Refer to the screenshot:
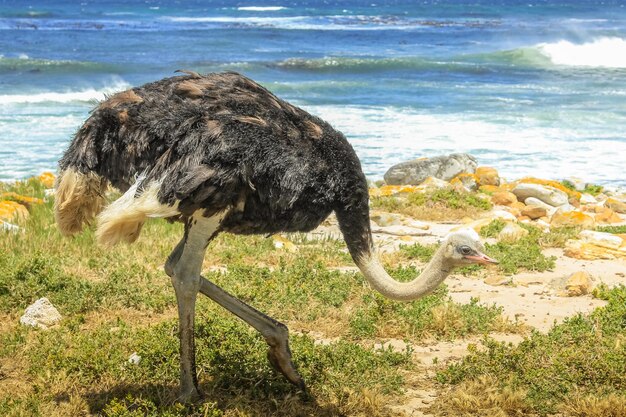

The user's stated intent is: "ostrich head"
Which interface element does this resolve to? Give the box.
[441,229,498,267]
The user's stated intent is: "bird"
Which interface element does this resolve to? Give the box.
[54,71,497,402]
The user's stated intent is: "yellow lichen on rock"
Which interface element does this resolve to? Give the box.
[564,231,626,260]
[550,210,595,229]
[606,197,626,214]
[517,177,581,200]
[37,172,56,188]
[594,207,623,224]
[0,192,44,207]
[272,235,298,252]
[0,200,29,222]
[475,166,500,186]
[565,271,594,296]
[369,184,422,197]
[491,191,517,206]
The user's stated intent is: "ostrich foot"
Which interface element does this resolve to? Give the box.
[176,385,203,403]
[266,336,306,391]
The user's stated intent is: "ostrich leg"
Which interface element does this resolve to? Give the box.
[165,213,304,400]
[165,213,227,402]
[197,276,305,389]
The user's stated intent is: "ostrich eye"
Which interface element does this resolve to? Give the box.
[458,245,472,255]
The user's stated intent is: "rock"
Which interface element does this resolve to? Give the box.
[491,191,517,206]
[37,172,56,188]
[595,207,623,224]
[518,177,581,200]
[20,297,62,329]
[498,223,529,242]
[370,210,429,229]
[0,192,44,207]
[417,176,450,190]
[550,210,595,229]
[523,197,556,213]
[371,225,432,237]
[450,173,478,191]
[490,210,518,221]
[0,201,29,222]
[451,218,493,233]
[512,183,569,207]
[606,197,626,214]
[521,205,547,220]
[1,220,20,233]
[564,231,626,260]
[484,275,510,286]
[273,235,298,252]
[579,193,598,205]
[475,166,500,186]
[565,271,594,296]
[128,352,141,365]
[384,153,477,185]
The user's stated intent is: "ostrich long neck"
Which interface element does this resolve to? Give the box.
[336,205,452,301]
[355,245,451,301]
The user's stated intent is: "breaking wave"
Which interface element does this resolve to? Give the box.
[0,81,131,104]
[0,56,117,74]
[537,37,626,68]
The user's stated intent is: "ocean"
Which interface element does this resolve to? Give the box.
[1,0,625,186]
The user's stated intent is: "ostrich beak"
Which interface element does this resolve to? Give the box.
[464,252,499,265]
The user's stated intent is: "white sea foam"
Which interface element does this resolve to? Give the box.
[237,6,287,11]
[303,104,626,185]
[537,37,626,68]
[0,82,131,104]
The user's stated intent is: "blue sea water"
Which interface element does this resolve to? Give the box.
[1,0,625,185]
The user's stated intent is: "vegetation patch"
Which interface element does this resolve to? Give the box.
[371,188,492,221]
[595,225,626,234]
[434,286,626,416]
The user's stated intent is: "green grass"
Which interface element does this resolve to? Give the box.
[435,285,626,416]
[595,225,626,234]
[371,188,492,221]
[0,179,519,416]
[561,180,604,196]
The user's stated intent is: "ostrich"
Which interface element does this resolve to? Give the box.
[54,71,497,401]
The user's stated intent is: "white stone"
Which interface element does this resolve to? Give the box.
[498,223,529,242]
[513,183,569,207]
[490,210,518,221]
[580,193,598,205]
[579,230,624,249]
[20,297,62,329]
[563,177,587,191]
[1,221,20,233]
[128,352,141,365]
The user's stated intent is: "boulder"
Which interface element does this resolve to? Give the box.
[606,197,626,214]
[0,192,44,207]
[20,297,62,329]
[563,177,587,191]
[475,166,500,186]
[521,205,547,220]
[565,271,594,296]
[564,231,626,260]
[1,220,20,233]
[273,235,298,252]
[518,177,581,200]
[512,183,569,207]
[37,172,56,188]
[550,210,595,229]
[417,176,450,190]
[595,208,623,224]
[0,201,29,222]
[579,193,598,205]
[370,210,429,229]
[491,191,517,206]
[450,173,478,191]
[490,210,518,221]
[384,153,477,185]
[498,222,529,242]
